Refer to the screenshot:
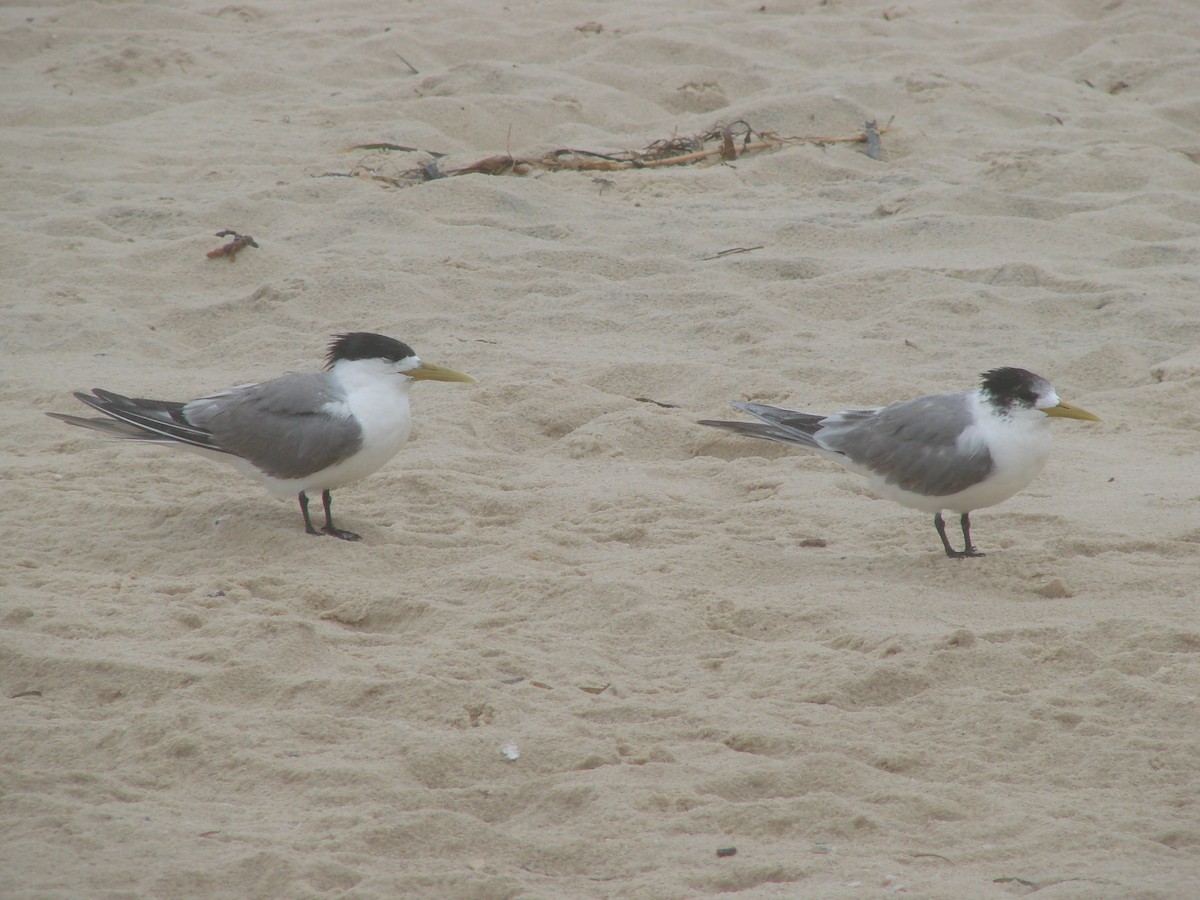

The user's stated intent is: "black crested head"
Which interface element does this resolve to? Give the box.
[980,367,1051,411]
[325,332,417,369]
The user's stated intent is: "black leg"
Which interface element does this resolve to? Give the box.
[934,512,957,557]
[934,511,984,559]
[320,489,360,541]
[299,491,322,536]
[958,512,984,558]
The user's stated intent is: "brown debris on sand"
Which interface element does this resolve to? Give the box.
[327,119,893,188]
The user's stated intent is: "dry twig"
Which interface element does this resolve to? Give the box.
[702,245,764,260]
[321,118,893,189]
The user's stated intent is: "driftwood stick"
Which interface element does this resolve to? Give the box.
[321,120,894,187]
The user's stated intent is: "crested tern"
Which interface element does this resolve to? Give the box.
[699,367,1100,558]
[48,332,474,541]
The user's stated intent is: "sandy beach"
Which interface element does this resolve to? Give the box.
[3,0,1200,896]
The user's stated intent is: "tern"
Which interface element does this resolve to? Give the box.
[48,332,474,541]
[699,367,1100,558]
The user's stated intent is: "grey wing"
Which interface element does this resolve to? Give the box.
[820,392,993,496]
[183,373,363,480]
[49,389,231,453]
[698,402,828,450]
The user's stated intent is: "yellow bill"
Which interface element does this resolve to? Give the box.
[1043,400,1100,422]
[406,362,475,383]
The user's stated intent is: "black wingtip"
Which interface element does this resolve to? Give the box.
[87,388,124,404]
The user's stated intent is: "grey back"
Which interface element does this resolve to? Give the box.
[822,392,994,496]
[185,373,363,480]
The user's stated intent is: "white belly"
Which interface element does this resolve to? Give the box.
[852,407,1054,514]
[252,379,413,499]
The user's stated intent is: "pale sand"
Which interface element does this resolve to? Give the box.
[3,1,1200,897]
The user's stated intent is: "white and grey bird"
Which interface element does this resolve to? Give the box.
[48,332,474,541]
[699,367,1100,558]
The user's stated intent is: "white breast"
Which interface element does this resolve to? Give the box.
[856,393,1053,514]
[255,358,415,498]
